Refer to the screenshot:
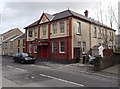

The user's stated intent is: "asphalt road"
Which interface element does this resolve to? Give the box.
[2,56,118,87]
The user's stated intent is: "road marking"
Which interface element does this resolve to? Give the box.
[40,73,84,87]
[30,64,50,69]
[6,65,13,68]
[15,67,27,72]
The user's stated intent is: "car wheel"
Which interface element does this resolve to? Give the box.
[21,60,24,64]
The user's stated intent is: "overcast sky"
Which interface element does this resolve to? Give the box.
[0,0,119,34]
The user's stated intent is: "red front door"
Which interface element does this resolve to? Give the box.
[41,46,48,59]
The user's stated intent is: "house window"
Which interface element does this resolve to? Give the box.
[34,45,37,53]
[101,29,104,39]
[29,44,32,53]
[112,32,114,41]
[52,41,57,53]
[77,22,81,34]
[93,27,97,38]
[28,30,33,37]
[34,28,37,37]
[42,25,46,36]
[77,41,81,47]
[23,39,25,46]
[60,21,65,33]
[82,42,86,52]
[59,41,65,53]
[52,23,57,34]
[98,28,101,38]
[18,40,20,47]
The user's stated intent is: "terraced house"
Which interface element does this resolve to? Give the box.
[24,9,115,63]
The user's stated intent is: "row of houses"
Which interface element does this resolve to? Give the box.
[1,9,116,63]
[0,28,25,56]
[24,9,116,63]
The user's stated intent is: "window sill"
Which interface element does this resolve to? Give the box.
[59,52,65,54]
[76,33,81,36]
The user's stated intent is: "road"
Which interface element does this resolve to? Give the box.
[2,56,118,87]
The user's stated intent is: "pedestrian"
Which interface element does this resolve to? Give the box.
[82,52,86,64]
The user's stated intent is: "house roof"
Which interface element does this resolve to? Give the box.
[10,33,25,41]
[44,13,54,21]
[17,33,25,39]
[2,28,22,36]
[24,9,115,31]
[3,35,19,42]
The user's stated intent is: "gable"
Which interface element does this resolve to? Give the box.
[39,14,49,24]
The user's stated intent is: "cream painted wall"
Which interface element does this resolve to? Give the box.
[72,18,90,54]
[40,15,49,24]
[27,26,38,41]
[40,24,48,39]
[50,19,68,38]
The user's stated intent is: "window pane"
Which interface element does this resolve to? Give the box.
[34,45,37,53]
[42,25,46,35]
[29,30,32,37]
[60,41,65,53]
[53,23,57,34]
[77,22,81,34]
[52,41,57,53]
[93,27,97,37]
[60,21,65,33]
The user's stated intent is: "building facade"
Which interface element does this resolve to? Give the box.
[24,10,116,63]
[2,28,23,56]
[0,34,2,55]
[8,33,25,56]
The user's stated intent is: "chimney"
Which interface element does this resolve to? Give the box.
[84,10,88,17]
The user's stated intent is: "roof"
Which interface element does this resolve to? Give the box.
[24,20,39,29]
[10,33,25,41]
[25,9,115,31]
[3,35,19,42]
[2,28,21,36]
[17,33,25,39]
[44,13,54,21]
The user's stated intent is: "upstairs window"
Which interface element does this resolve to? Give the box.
[60,21,65,33]
[28,30,33,37]
[42,25,46,36]
[98,28,101,38]
[93,27,97,38]
[77,22,81,35]
[52,23,57,34]
[34,28,37,37]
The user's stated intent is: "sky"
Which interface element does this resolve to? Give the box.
[0,0,119,34]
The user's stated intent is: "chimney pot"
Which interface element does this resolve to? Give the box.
[84,10,88,17]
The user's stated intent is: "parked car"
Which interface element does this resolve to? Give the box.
[13,53,36,64]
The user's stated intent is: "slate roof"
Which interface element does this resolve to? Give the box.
[17,33,25,39]
[25,9,115,31]
[3,35,19,42]
[44,13,54,21]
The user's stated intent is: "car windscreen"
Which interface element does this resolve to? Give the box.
[21,53,29,57]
